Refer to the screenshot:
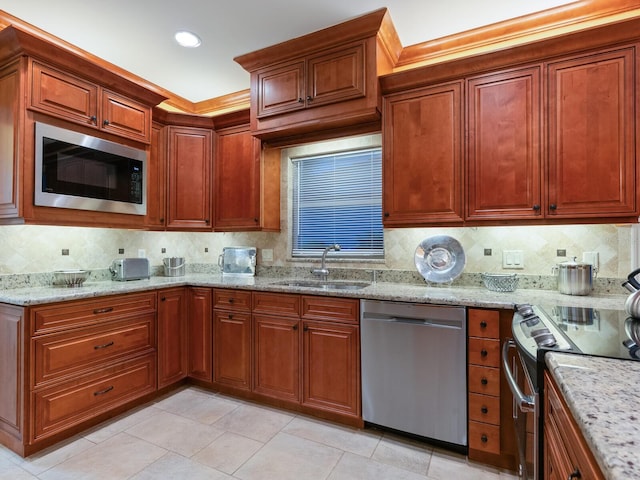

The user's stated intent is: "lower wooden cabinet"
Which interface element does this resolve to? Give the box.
[544,371,604,480]
[157,288,188,389]
[187,287,213,383]
[214,309,251,390]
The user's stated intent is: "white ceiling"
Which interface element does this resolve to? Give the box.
[0,0,574,103]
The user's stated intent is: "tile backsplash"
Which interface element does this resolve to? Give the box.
[0,224,633,287]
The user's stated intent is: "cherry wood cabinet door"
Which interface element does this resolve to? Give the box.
[101,90,151,143]
[467,66,542,220]
[146,122,167,229]
[0,304,24,443]
[382,81,464,226]
[302,320,359,416]
[547,46,637,219]
[214,125,261,230]
[256,60,305,118]
[157,288,188,389]
[214,310,251,390]
[166,126,212,230]
[252,315,300,403]
[0,60,21,221]
[187,288,212,383]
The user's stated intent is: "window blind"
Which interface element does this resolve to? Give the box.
[291,147,384,258]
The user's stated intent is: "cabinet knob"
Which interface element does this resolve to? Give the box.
[298,97,304,103]
[481,434,488,443]
[292,324,298,331]
[480,321,487,329]
[384,212,389,217]
[160,218,164,223]
[89,115,97,124]
[306,95,313,102]
[228,298,234,304]
[481,378,488,385]
[228,314,234,319]
[303,325,309,332]
[568,469,582,480]
[481,349,488,357]
[161,296,166,301]
[103,119,110,126]
[481,406,488,414]
[550,204,557,211]
[206,219,210,224]
[254,218,259,223]
[532,204,541,211]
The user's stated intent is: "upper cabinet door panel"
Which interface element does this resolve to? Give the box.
[383,81,464,226]
[101,90,151,143]
[466,66,542,220]
[31,62,98,125]
[547,46,637,218]
[256,61,305,118]
[307,42,365,107]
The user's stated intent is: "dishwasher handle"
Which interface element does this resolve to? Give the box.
[362,315,463,330]
[502,339,535,413]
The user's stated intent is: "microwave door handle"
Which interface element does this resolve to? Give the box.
[502,339,535,413]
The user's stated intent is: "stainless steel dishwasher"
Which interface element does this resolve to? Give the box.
[360,299,467,448]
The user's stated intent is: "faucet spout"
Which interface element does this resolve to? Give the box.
[311,244,341,280]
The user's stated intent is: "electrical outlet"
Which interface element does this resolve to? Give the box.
[484,249,492,256]
[503,250,524,269]
[118,248,125,255]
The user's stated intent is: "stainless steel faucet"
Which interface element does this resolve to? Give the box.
[311,244,341,280]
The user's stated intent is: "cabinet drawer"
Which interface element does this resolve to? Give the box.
[31,292,157,335]
[468,338,500,367]
[468,392,500,425]
[468,309,500,339]
[252,292,300,317]
[31,354,156,442]
[301,296,359,324]
[213,289,251,311]
[33,314,155,386]
[469,420,500,455]
[468,365,500,396]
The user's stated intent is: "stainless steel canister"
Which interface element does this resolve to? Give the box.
[552,257,596,296]
[163,257,185,277]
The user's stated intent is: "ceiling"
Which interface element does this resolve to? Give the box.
[0,0,575,103]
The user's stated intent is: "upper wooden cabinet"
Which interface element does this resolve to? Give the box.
[466,66,542,221]
[235,8,400,141]
[31,62,152,143]
[547,46,637,220]
[212,110,280,232]
[382,81,464,227]
[149,110,214,231]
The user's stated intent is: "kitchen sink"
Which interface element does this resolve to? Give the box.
[272,280,370,290]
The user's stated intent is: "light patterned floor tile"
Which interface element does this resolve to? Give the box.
[371,432,433,475]
[154,388,241,424]
[213,403,295,443]
[328,451,428,480]
[0,455,37,479]
[8,436,96,476]
[234,432,342,480]
[83,404,163,444]
[125,410,225,457]
[282,416,381,457]
[427,449,502,480]
[192,431,263,475]
[130,451,232,479]
[38,432,166,480]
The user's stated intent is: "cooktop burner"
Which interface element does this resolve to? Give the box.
[519,303,640,361]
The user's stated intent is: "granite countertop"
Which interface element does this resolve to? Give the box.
[546,352,640,480]
[0,272,629,310]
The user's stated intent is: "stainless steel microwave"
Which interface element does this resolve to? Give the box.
[34,122,147,215]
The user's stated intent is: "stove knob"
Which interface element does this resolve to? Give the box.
[531,328,557,347]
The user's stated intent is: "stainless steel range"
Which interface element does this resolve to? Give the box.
[505,302,637,480]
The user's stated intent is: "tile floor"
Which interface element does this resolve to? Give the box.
[0,386,518,480]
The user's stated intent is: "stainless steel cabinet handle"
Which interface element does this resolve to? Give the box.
[502,339,535,412]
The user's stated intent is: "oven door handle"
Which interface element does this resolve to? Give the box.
[502,339,535,413]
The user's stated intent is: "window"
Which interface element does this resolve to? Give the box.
[291,147,383,258]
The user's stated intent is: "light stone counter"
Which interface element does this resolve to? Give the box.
[0,273,629,310]
[546,352,640,480]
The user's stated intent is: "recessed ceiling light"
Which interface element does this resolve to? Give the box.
[174,30,201,48]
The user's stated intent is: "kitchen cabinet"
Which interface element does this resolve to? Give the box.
[157,288,188,389]
[0,26,165,228]
[466,66,542,221]
[31,61,152,143]
[213,289,252,390]
[212,110,280,232]
[187,287,212,383]
[0,292,158,456]
[148,111,214,231]
[234,8,399,141]
[467,308,518,471]
[252,292,300,402]
[544,371,604,480]
[547,46,636,219]
[382,81,464,226]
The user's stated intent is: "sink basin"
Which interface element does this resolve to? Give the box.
[272,280,370,290]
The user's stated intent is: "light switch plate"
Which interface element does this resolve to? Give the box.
[503,250,524,269]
